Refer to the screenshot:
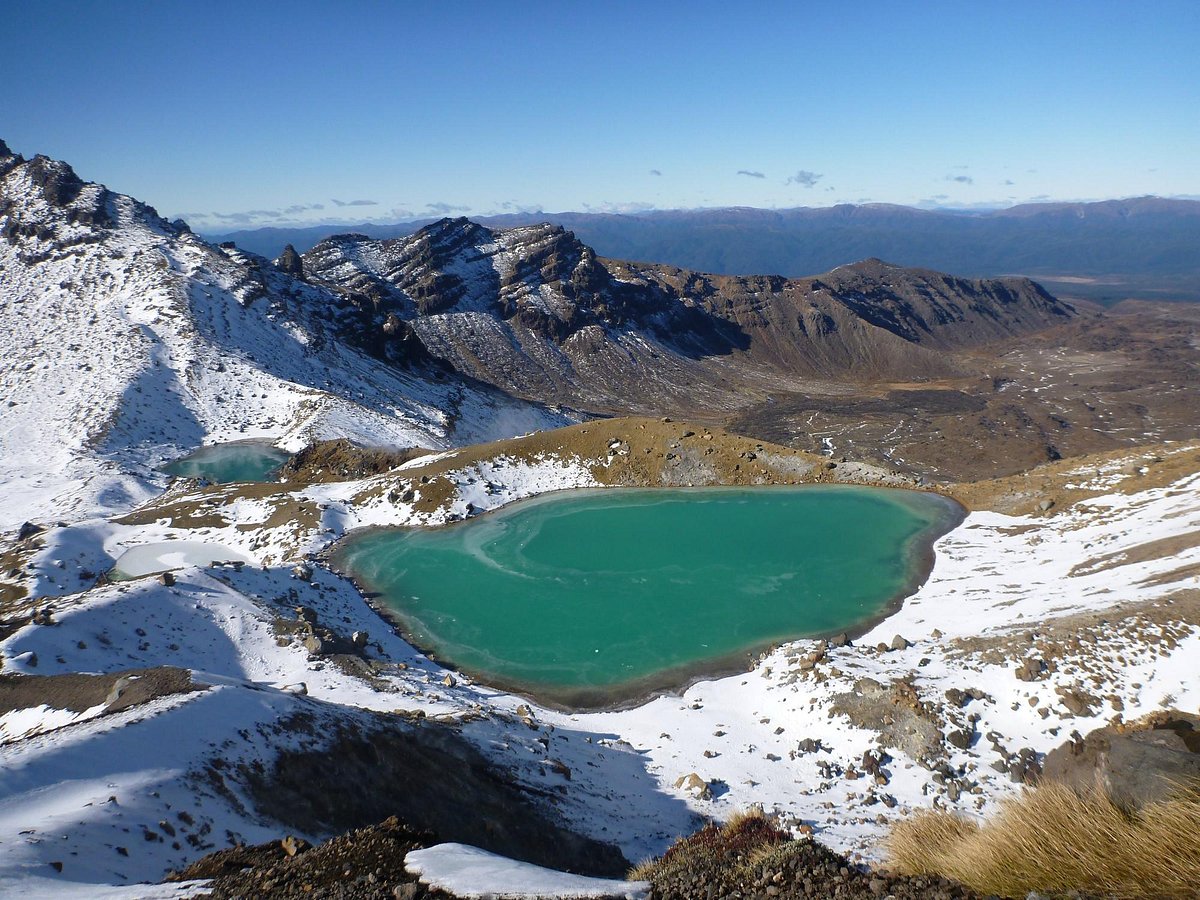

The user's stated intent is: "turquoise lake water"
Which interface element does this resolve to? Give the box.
[165,442,289,483]
[336,486,960,706]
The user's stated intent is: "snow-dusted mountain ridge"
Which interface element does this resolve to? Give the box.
[301,216,1077,413]
[0,142,564,530]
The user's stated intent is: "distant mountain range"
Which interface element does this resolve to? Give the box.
[206,197,1200,304]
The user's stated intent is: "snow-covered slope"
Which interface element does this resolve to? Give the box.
[0,142,566,531]
[1,436,1196,897]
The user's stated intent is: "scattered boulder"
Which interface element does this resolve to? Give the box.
[890,634,910,651]
[16,521,42,541]
[796,647,825,671]
[1015,656,1047,682]
[945,687,989,708]
[280,835,310,857]
[945,728,973,750]
[674,772,712,800]
[303,635,325,655]
[860,748,888,776]
[1006,747,1042,784]
[1056,685,1100,718]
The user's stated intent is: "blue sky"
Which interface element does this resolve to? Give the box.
[2,1,1197,231]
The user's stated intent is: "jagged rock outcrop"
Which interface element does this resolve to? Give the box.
[274,243,305,278]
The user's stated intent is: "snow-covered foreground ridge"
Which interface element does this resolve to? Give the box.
[0,141,565,533]
[0,428,1197,896]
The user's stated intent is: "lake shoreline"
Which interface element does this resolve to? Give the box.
[329,484,966,712]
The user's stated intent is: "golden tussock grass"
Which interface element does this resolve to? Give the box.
[886,782,1200,898]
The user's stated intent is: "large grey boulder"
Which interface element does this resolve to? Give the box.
[1041,712,1200,809]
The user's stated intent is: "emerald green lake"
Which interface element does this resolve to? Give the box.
[336,486,961,706]
[165,441,289,484]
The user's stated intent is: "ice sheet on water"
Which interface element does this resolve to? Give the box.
[111,541,250,577]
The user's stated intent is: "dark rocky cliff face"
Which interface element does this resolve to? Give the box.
[0,153,114,246]
[818,258,1070,349]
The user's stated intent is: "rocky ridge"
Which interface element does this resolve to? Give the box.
[301,219,1076,413]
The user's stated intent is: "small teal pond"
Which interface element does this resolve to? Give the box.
[336,486,961,707]
[165,441,289,484]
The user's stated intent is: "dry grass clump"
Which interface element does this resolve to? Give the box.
[886,783,1200,898]
[629,807,787,882]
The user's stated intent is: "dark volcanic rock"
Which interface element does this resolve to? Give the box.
[822,258,1072,350]
[166,816,451,900]
[16,521,42,541]
[1041,711,1200,808]
[1,152,113,242]
[275,243,305,277]
[646,819,982,900]
[25,155,87,208]
[0,667,200,719]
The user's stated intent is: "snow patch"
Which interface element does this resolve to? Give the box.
[405,843,648,899]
